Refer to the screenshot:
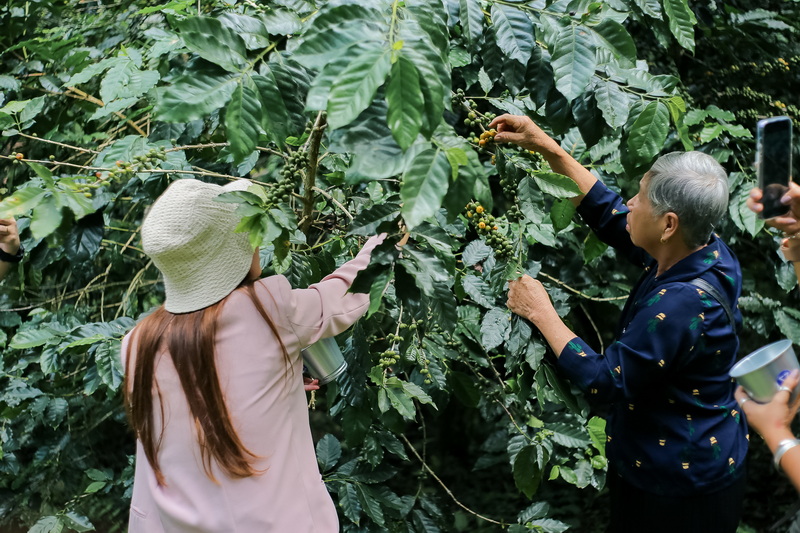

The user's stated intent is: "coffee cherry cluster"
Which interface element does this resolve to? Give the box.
[477,129,496,148]
[107,147,168,181]
[442,333,460,349]
[499,171,522,222]
[461,99,497,130]
[267,149,306,205]
[398,321,419,332]
[499,167,519,200]
[399,320,434,383]
[465,202,514,260]
[451,88,466,107]
[378,349,398,368]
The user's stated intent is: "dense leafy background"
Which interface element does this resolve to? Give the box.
[1,0,798,531]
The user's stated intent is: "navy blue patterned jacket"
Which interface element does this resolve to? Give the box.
[557,181,749,496]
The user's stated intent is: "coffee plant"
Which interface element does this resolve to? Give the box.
[0,0,798,531]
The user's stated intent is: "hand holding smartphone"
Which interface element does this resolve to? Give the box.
[756,116,793,219]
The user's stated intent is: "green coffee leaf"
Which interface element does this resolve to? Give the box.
[400,148,451,229]
[551,24,596,101]
[626,100,670,167]
[513,445,543,498]
[154,69,237,122]
[462,275,495,308]
[481,307,511,351]
[225,83,262,164]
[27,516,63,533]
[663,0,697,52]
[337,482,362,525]
[594,78,630,129]
[177,16,248,72]
[61,512,94,533]
[327,48,392,130]
[316,434,342,472]
[387,55,424,150]
[459,0,484,47]
[529,173,582,199]
[550,198,576,232]
[0,186,48,218]
[30,194,63,239]
[491,4,535,65]
[589,19,636,67]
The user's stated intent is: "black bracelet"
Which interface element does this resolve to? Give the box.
[0,244,24,263]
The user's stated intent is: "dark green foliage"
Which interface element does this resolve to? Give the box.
[0,1,798,532]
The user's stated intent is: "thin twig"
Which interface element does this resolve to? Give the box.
[538,272,628,302]
[16,132,99,154]
[0,280,159,312]
[312,186,353,221]
[165,143,230,152]
[580,302,604,353]
[65,86,147,137]
[399,434,507,526]
[116,260,153,319]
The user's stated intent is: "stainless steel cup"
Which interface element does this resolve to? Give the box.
[301,337,347,384]
[730,339,799,403]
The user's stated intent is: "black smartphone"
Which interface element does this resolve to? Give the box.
[756,116,793,219]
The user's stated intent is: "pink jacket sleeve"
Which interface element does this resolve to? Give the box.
[262,234,385,348]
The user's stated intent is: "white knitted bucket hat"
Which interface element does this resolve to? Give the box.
[141,178,255,313]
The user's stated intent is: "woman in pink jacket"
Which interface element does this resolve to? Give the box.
[121,178,383,532]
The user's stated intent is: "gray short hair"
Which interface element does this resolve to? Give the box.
[646,152,729,248]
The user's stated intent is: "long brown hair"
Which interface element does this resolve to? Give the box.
[123,281,290,485]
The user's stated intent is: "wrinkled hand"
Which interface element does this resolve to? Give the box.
[507,275,555,325]
[748,182,800,234]
[0,218,20,255]
[303,377,320,392]
[735,369,800,443]
[488,114,561,155]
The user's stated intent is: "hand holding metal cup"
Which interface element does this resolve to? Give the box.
[735,369,800,452]
[731,339,800,403]
[301,337,348,384]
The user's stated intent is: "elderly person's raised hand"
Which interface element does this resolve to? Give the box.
[489,114,562,155]
[748,181,800,234]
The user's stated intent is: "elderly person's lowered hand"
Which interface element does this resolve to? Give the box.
[736,369,800,446]
[489,114,561,155]
[507,275,556,325]
[748,181,800,234]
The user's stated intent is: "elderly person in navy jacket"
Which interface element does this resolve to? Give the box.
[491,114,747,533]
